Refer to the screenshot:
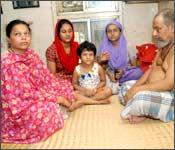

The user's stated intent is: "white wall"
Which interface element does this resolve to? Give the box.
[123,2,158,58]
[1,1,159,63]
[1,1,54,63]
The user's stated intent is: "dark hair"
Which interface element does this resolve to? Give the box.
[77,41,97,57]
[154,8,174,26]
[57,19,73,37]
[6,19,31,38]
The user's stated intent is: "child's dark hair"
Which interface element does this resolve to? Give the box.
[57,19,73,37]
[77,41,96,57]
[6,19,31,38]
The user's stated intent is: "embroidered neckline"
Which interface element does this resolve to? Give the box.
[78,63,96,76]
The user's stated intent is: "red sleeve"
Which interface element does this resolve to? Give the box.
[46,44,56,62]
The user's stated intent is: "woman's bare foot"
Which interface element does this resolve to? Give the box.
[68,100,84,111]
[128,115,146,123]
[96,99,111,104]
[57,96,71,108]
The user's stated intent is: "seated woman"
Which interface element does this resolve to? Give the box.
[1,19,81,144]
[97,20,143,85]
[46,19,79,82]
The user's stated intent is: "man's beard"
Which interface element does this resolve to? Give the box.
[155,38,171,49]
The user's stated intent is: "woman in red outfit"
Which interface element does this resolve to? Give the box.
[46,19,79,82]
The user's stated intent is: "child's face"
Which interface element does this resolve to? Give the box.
[7,24,31,51]
[59,23,73,43]
[106,24,121,43]
[80,50,95,65]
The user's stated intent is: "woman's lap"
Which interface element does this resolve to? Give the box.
[2,101,64,143]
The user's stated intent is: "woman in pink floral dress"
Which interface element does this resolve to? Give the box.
[1,20,77,144]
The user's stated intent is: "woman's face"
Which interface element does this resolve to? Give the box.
[59,23,73,43]
[7,24,31,51]
[106,24,121,43]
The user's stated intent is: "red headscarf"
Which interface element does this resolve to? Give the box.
[54,19,79,74]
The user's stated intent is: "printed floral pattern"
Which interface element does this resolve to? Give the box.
[1,49,75,143]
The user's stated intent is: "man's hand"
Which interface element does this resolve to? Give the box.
[124,86,140,104]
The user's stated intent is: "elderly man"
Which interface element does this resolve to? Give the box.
[119,8,174,123]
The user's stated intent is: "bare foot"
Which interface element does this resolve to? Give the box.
[57,96,71,108]
[76,93,111,105]
[69,92,111,111]
[95,99,111,104]
[69,99,111,111]
[68,101,84,111]
[128,115,146,123]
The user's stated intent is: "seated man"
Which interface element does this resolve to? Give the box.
[118,8,174,123]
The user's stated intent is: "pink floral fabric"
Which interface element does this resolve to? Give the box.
[1,49,75,144]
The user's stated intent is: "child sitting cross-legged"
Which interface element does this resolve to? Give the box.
[69,41,112,111]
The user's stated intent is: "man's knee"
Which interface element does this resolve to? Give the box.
[130,91,152,115]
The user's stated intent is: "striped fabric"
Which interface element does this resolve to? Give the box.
[119,80,174,122]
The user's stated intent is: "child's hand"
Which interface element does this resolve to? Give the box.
[84,89,91,97]
[107,71,116,82]
[85,88,96,97]
[115,69,124,80]
[93,88,97,94]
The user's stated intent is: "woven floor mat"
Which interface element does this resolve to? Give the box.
[2,95,174,149]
